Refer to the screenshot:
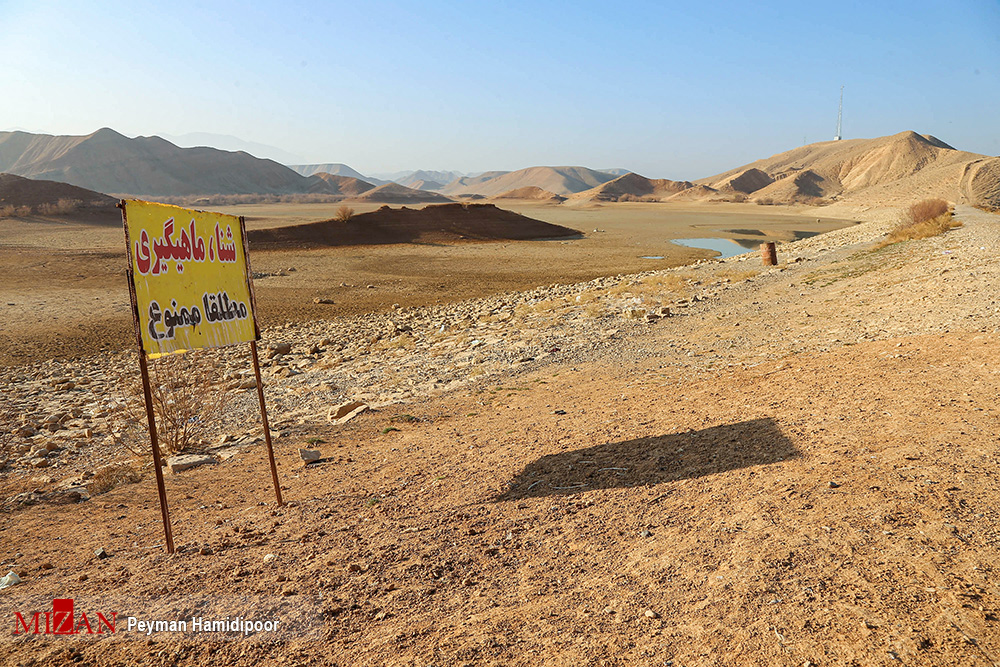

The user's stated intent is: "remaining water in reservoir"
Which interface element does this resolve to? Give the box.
[670,237,752,259]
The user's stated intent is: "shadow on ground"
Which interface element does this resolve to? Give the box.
[496,417,798,501]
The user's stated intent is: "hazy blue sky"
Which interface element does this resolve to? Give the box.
[2,0,998,178]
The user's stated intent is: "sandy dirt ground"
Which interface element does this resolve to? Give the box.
[7,203,999,666]
[0,202,850,366]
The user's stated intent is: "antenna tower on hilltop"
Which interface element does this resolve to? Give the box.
[834,86,844,141]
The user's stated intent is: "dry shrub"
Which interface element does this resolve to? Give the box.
[38,198,81,216]
[0,205,32,218]
[87,464,142,495]
[908,198,950,224]
[111,350,230,456]
[717,269,759,282]
[334,205,355,222]
[878,199,960,248]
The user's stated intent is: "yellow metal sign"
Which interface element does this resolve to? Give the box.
[123,200,258,356]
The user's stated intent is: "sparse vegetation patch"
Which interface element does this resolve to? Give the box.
[877,198,961,248]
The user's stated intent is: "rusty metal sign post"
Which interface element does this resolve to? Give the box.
[120,200,284,554]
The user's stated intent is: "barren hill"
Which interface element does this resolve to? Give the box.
[441,166,616,197]
[696,131,1000,208]
[406,179,445,192]
[442,171,511,194]
[247,202,579,248]
[352,182,453,204]
[569,172,695,202]
[0,128,319,197]
[305,172,375,197]
[492,186,566,202]
[394,170,463,189]
[0,173,116,210]
[288,163,373,181]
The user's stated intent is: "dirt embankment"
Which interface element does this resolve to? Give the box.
[247,203,581,249]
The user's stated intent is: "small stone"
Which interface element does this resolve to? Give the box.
[328,401,369,425]
[167,454,217,474]
[30,457,50,468]
[268,343,292,358]
[640,530,653,538]
[313,298,335,305]
[199,546,213,556]
[603,606,616,615]
[95,548,109,559]
[828,481,840,488]
[263,553,277,564]
[644,609,659,619]
[299,449,321,463]
[346,563,363,573]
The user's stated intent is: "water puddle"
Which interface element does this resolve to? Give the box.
[639,255,665,259]
[670,238,752,259]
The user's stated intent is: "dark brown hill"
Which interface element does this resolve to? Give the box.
[247,203,580,249]
[0,173,118,222]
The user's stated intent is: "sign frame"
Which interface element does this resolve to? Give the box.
[120,200,284,554]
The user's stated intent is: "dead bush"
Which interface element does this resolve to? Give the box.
[37,198,81,216]
[334,205,355,222]
[908,198,950,224]
[87,464,142,495]
[878,199,960,248]
[110,350,231,457]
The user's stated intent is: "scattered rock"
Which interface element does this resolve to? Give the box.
[299,449,321,463]
[640,530,653,538]
[829,481,841,488]
[328,401,369,425]
[263,554,278,564]
[644,609,660,619]
[313,298,336,305]
[346,563,363,573]
[268,343,292,358]
[167,454,218,474]
[94,548,109,559]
